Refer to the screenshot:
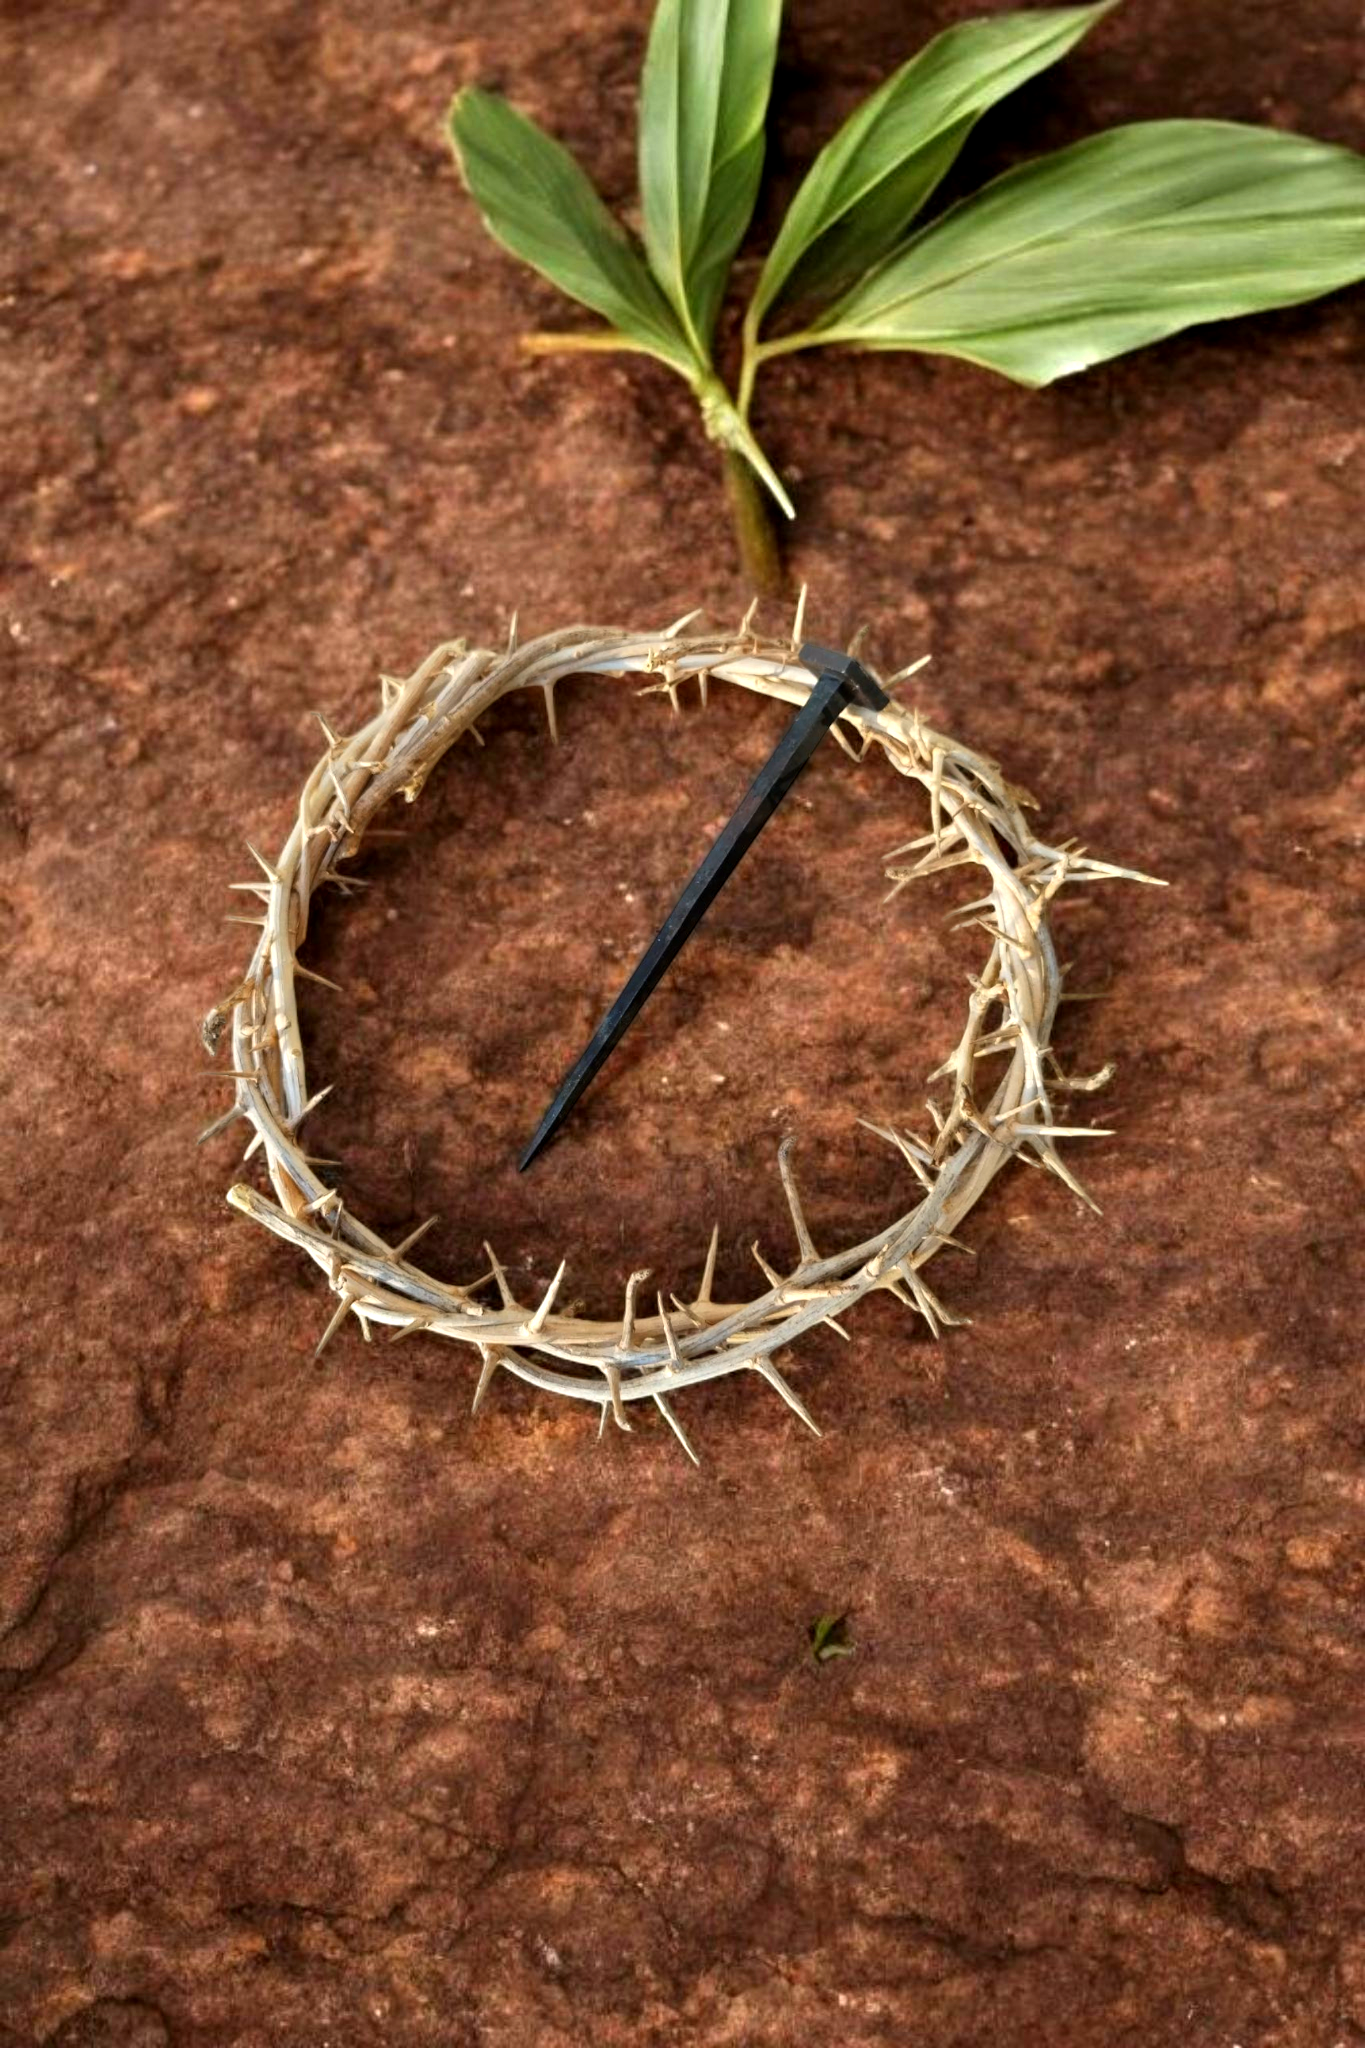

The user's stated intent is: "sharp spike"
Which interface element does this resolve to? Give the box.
[506,608,519,656]
[777,1135,818,1267]
[292,960,345,993]
[789,583,808,658]
[750,1357,821,1437]
[392,1214,440,1261]
[667,1292,703,1330]
[662,605,705,638]
[197,1103,246,1144]
[653,1391,700,1466]
[616,1267,652,1352]
[696,1222,719,1308]
[388,1315,429,1344]
[885,652,932,689]
[315,711,342,750]
[483,1241,518,1309]
[541,679,559,745]
[1033,1141,1103,1213]
[929,747,945,854]
[290,1084,334,1130]
[245,841,281,884]
[656,1293,684,1375]
[597,1361,631,1431]
[314,1290,353,1358]
[1016,1124,1115,1140]
[525,1257,567,1335]
[471,1345,502,1415]
[750,1241,785,1292]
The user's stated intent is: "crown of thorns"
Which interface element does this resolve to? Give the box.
[202,606,1157,1463]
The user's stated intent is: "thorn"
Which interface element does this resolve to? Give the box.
[750,1241,785,1292]
[820,1311,853,1342]
[327,759,353,824]
[292,960,345,993]
[974,917,1034,958]
[506,608,519,656]
[315,711,343,750]
[653,1392,700,1466]
[616,1267,652,1352]
[847,621,871,662]
[857,1117,936,1191]
[224,914,268,928]
[696,1222,719,1308]
[750,1356,821,1437]
[789,582,808,659]
[828,717,865,761]
[228,881,272,899]
[929,747,945,853]
[597,1361,631,1431]
[196,1103,246,1144]
[289,1083,334,1130]
[1015,1124,1115,1140]
[738,596,760,642]
[597,1404,609,1442]
[1033,1141,1102,1214]
[483,1241,518,1309]
[392,1214,440,1261]
[662,605,704,638]
[885,653,933,690]
[314,1289,354,1358]
[776,1135,818,1267]
[388,1315,430,1344]
[471,1345,502,1415]
[656,1293,684,1375]
[245,841,281,884]
[525,1257,566,1335]
[541,679,558,744]
[930,1230,976,1258]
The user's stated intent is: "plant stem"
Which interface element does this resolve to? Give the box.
[722,448,783,595]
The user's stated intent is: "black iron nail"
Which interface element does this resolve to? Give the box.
[518,643,888,1170]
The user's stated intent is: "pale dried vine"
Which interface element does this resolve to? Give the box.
[201,607,1159,1459]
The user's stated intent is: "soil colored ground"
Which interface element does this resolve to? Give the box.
[4,1,1365,2042]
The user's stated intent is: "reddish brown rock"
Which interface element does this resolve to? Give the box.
[3,1,1365,2042]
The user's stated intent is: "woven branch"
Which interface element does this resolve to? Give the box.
[202,606,1160,1457]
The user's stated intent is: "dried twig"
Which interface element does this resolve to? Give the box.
[204,615,1160,1453]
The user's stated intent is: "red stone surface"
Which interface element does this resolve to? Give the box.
[4,1,1365,2042]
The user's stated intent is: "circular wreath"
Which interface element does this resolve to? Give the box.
[202,609,1154,1460]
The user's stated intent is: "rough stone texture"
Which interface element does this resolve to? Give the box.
[3,0,1365,2042]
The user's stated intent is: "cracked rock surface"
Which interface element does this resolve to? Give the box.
[3,0,1364,2042]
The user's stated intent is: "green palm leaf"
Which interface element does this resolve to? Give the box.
[806,120,1365,384]
[750,3,1113,329]
[448,87,696,376]
[639,0,782,356]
